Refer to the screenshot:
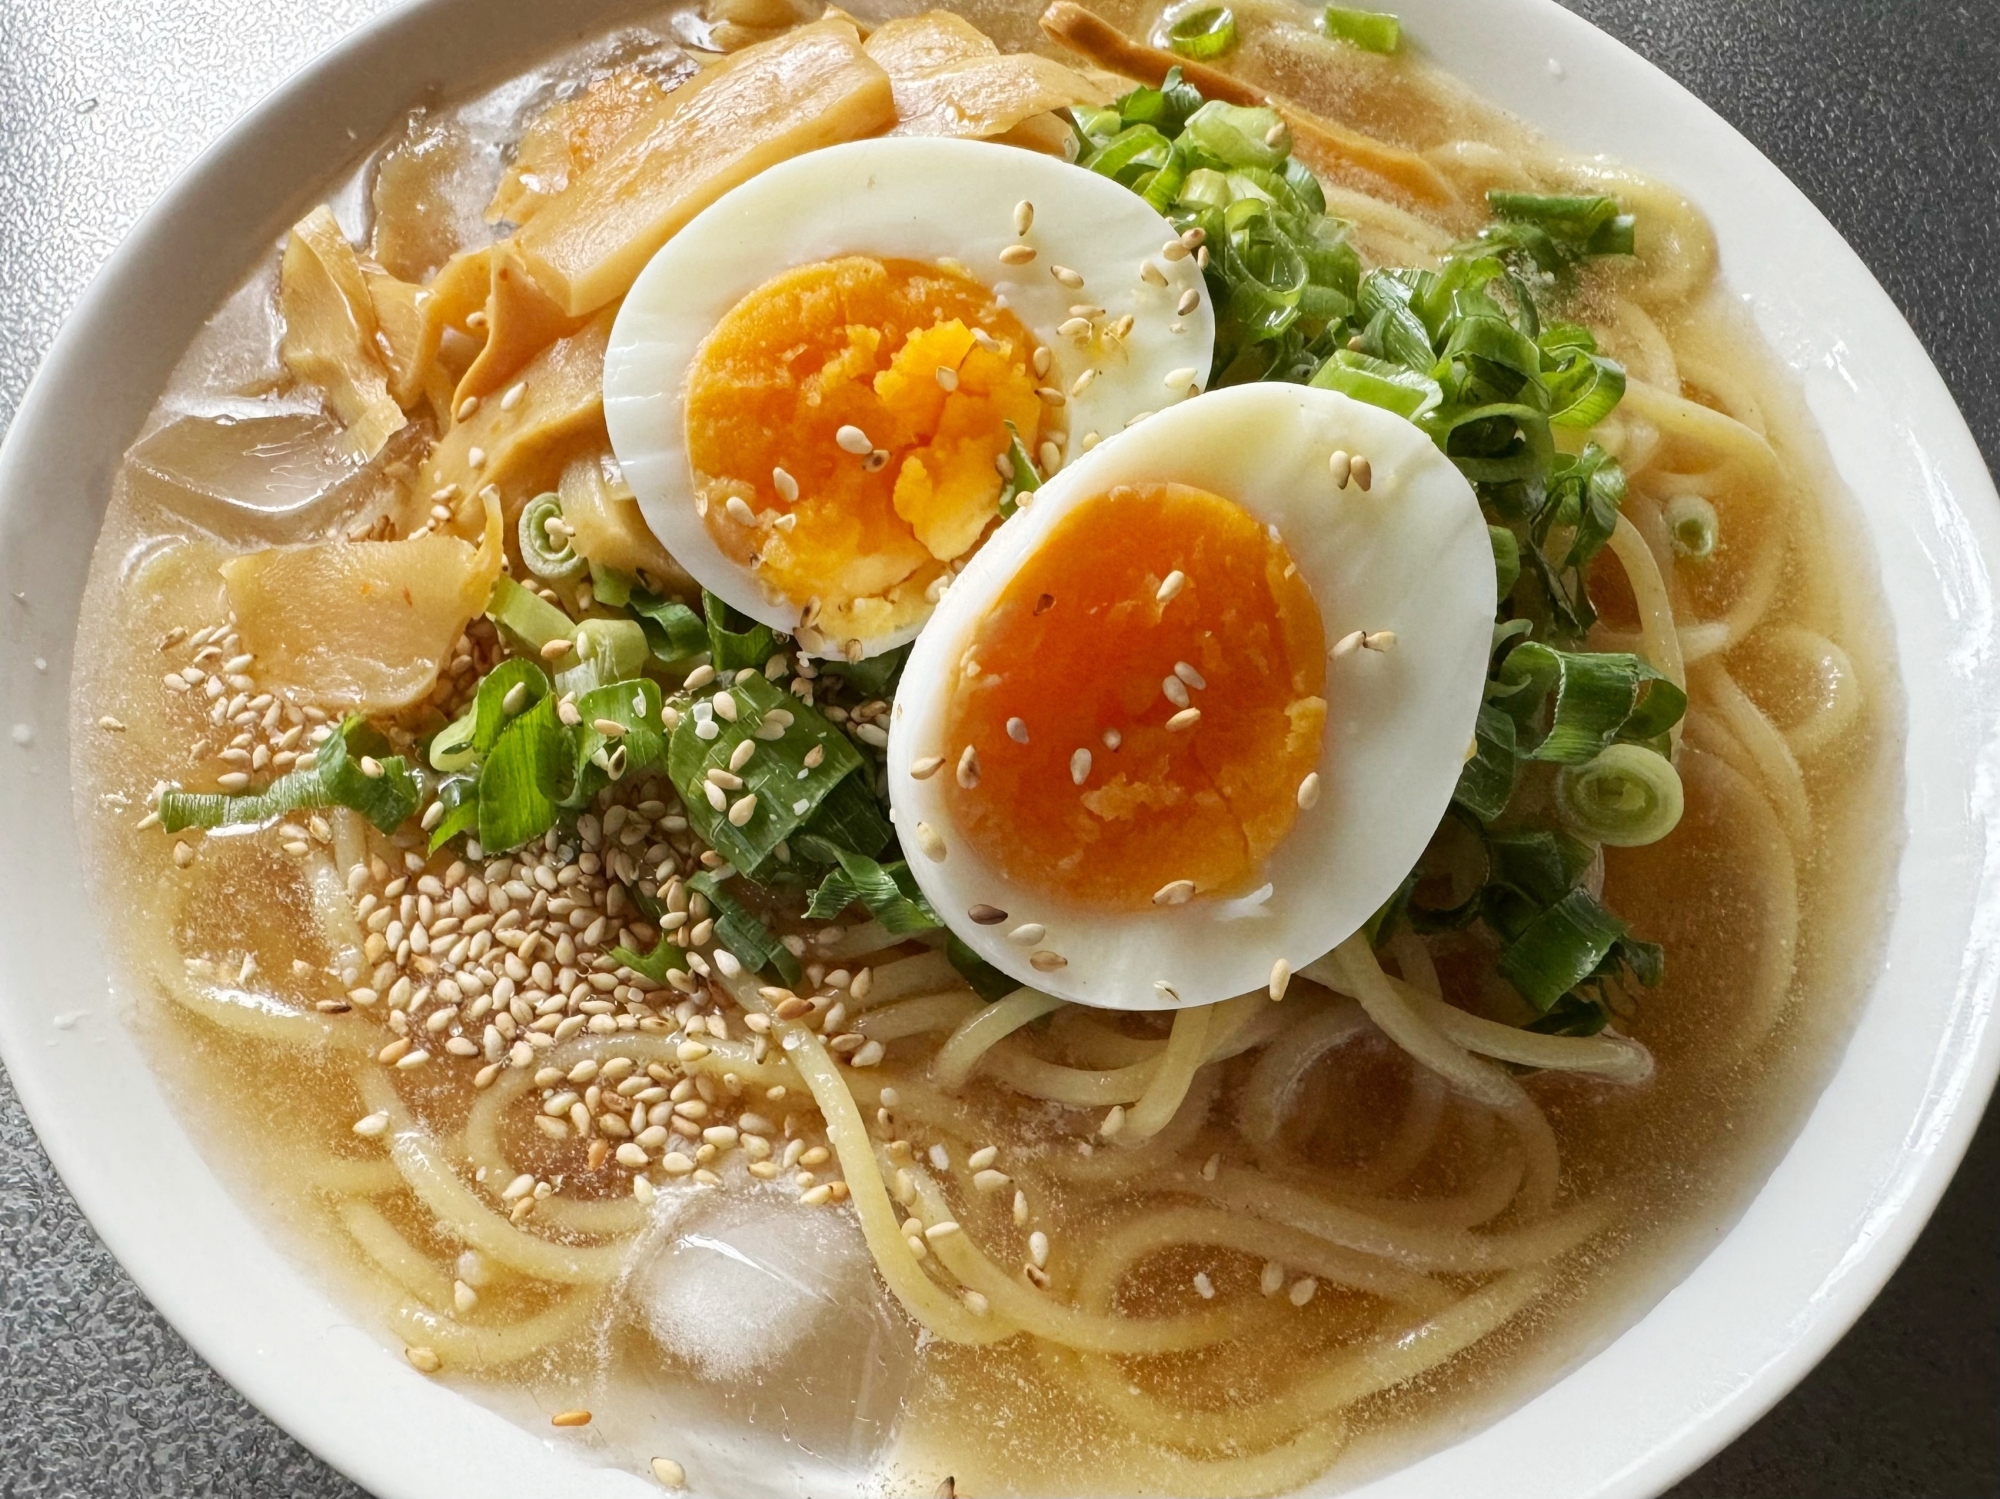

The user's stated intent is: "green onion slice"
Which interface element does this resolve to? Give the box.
[1555,743,1685,847]
[158,715,419,836]
[1665,494,1719,558]
[1321,5,1400,53]
[797,834,941,934]
[1167,6,1237,59]
[687,869,801,986]
[518,492,586,580]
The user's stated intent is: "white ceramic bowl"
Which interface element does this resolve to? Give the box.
[1,1,1994,1496]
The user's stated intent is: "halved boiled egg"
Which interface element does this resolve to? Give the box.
[603,136,1214,658]
[887,385,1496,1011]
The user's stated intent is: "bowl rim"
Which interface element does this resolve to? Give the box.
[0,0,1995,1496]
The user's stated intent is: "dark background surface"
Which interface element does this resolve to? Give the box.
[0,0,1995,1495]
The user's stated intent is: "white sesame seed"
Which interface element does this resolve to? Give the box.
[973,1168,1010,1193]
[1162,239,1189,262]
[594,717,627,737]
[1362,630,1397,652]
[913,821,947,862]
[1007,922,1046,945]
[1166,707,1201,731]
[727,794,758,826]
[1032,345,1052,378]
[1014,200,1035,236]
[1103,728,1122,750]
[1140,259,1167,287]
[1297,772,1322,809]
[1177,288,1201,315]
[1351,455,1374,491]
[405,1346,441,1373]
[466,446,486,469]
[772,466,799,503]
[835,425,872,455]
[1050,264,1084,289]
[713,691,738,721]
[541,637,573,659]
[1174,661,1206,689]
[1194,1271,1215,1299]
[1100,1105,1126,1138]
[501,382,526,411]
[998,243,1036,265]
[1057,316,1092,340]
[725,495,757,526]
[1070,368,1096,398]
[1163,675,1190,710]
[1269,958,1292,1000]
[1152,879,1195,906]
[1262,1261,1286,1296]
[1331,630,1365,658]
[1006,717,1029,743]
[729,738,756,771]
[1265,121,1287,146]
[1039,440,1061,475]
[935,365,960,392]
[1029,949,1066,972]
[456,395,481,421]
[685,664,716,689]
[1328,450,1353,488]
[651,1457,687,1489]
[1289,1276,1318,1306]
[1069,748,1091,785]
[1165,366,1198,391]
[1035,386,1065,407]
[353,1112,390,1138]
[1181,226,1206,249]
[1029,1230,1049,1268]
[924,1220,961,1241]
[1156,570,1185,603]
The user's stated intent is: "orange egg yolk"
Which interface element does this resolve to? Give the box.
[684,255,1044,650]
[942,483,1328,911]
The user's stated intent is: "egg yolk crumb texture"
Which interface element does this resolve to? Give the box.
[685,255,1044,652]
[942,483,1327,910]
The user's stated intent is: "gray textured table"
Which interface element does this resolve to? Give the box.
[1,1,1994,1495]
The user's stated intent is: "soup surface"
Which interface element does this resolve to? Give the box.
[70,2,1899,1494]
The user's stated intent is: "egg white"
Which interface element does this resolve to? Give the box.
[887,385,1496,1011]
[602,136,1215,656]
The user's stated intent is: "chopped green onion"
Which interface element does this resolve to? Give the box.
[1309,348,1440,419]
[517,492,585,580]
[819,643,910,699]
[665,671,864,876]
[997,421,1041,520]
[1489,524,1521,600]
[572,677,667,802]
[1181,100,1288,171]
[427,773,479,853]
[1555,743,1685,847]
[626,590,709,664]
[1167,7,1238,59]
[469,658,552,754]
[158,716,419,836]
[486,574,574,652]
[1665,494,1719,558]
[474,693,571,854]
[796,834,941,934]
[608,932,687,984]
[1498,887,1630,1014]
[1321,5,1400,52]
[1486,190,1635,259]
[1453,702,1520,823]
[1497,642,1688,765]
[702,592,777,673]
[687,869,801,985]
[556,617,650,698]
[798,773,893,858]
[587,561,635,607]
